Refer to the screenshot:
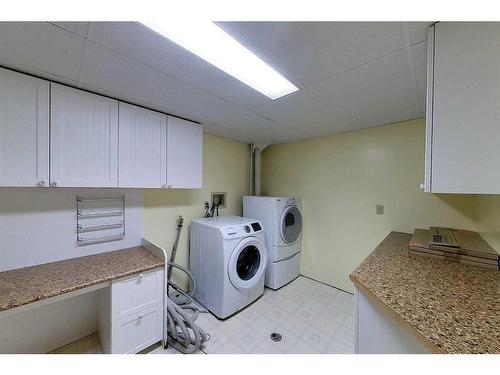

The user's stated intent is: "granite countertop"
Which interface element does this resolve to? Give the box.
[0,247,164,313]
[350,232,500,354]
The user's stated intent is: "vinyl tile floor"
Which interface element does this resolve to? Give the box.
[52,276,355,355]
[150,276,354,354]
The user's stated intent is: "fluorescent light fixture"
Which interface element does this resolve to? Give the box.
[142,21,299,100]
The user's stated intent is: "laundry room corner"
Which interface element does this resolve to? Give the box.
[143,133,251,289]
[260,119,485,293]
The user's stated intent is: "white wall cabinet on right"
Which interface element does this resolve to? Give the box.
[425,23,500,194]
[166,116,203,189]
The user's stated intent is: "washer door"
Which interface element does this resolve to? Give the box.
[228,237,268,290]
[280,206,302,244]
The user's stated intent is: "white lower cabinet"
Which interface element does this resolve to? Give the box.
[111,268,164,322]
[98,268,164,354]
[111,304,163,354]
[354,286,429,354]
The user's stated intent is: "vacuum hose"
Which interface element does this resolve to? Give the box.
[166,216,209,353]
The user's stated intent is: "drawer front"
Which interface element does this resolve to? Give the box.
[111,268,164,322]
[111,303,163,354]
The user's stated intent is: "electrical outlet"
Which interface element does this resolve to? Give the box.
[376,204,384,215]
[211,192,227,208]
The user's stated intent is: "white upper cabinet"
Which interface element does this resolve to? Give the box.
[425,23,500,194]
[0,68,49,187]
[166,116,203,189]
[50,84,119,187]
[118,103,167,188]
[0,67,203,189]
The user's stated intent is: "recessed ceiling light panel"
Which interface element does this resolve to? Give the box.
[142,21,299,100]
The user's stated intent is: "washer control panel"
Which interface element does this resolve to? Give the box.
[221,221,263,239]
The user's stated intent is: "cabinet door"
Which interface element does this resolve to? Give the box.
[166,116,203,189]
[0,68,49,187]
[118,103,167,188]
[429,23,500,193]
[111,268,164,322]
[111,304,163,354]
[50,84,118,187]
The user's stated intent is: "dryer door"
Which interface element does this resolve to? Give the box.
[228,237,268,290]
[280,206,302,244]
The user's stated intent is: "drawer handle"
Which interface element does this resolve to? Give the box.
[138,273,144,280]
[138,314,143,320]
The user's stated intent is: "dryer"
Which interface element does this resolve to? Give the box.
[243,196,302,289]
[190,216,268,319]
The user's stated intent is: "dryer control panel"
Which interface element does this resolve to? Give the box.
[221,222,263,239]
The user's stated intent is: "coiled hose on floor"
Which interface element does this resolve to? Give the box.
[166,226,209,353]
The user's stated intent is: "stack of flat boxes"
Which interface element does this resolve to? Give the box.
[409,228,500,270]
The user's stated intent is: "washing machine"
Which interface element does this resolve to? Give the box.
[243,196,302,290]
[190,216,268,319]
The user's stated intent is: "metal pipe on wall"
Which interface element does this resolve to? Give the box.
[254,148,262,196]
[249,144,255,196]
[249,144,268,197]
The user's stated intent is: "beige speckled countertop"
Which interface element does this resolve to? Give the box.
[350,232,500,354]
[0,247,164,313]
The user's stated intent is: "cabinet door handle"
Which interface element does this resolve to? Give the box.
[161,184,167,188]
[50,180,59,187]
[138,314,143,320]
[37,180,46,187]
[138,273,144,280]
[419,183,425,191]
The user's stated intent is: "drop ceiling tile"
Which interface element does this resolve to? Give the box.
[261,91,349,129]
[412,41,428,115]
[88,22,170,72]
[50,22,89,38]
[79,41,160,104]
[151,71,251,125]
[221,108,275,129]
[202,122,257,143]
[309,49,420,129]
[0,22,85,81]
[210,110,305,145]
[218,22,406,86]
[407,22,433,45]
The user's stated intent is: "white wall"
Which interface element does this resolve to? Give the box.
[0,188,143,271]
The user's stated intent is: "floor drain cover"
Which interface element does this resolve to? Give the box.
[270,332,283,342]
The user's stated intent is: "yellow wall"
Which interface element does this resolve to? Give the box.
[144,133,250,288]
[476,195,500,251]
[261,118,488,292]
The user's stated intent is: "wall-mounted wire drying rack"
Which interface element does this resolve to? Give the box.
[76,195,125,245]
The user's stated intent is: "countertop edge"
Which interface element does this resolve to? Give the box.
[349,273,444,354]
[0,247,165,313]
[1,263,164,313]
